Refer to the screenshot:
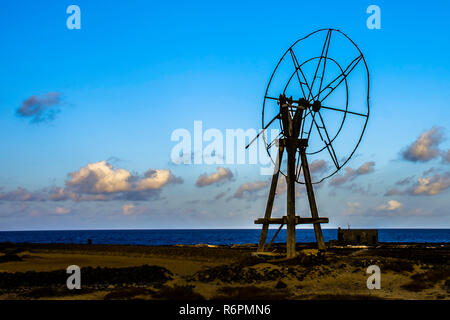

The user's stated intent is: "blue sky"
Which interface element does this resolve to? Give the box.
[0,0,449,230]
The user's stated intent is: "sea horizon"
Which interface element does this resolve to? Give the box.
[1,228,449,245]
[1,227,449,232]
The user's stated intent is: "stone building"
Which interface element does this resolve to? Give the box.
[337,228,378,245]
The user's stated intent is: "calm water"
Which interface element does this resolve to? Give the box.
[0,229,449,245]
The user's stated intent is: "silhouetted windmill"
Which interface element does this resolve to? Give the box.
[247,29,369,258]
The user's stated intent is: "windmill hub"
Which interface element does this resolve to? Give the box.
[312,100,321,112]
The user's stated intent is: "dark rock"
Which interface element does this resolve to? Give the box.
[275,280,287,289]
[0,265,172,291]
[0,254,22,263]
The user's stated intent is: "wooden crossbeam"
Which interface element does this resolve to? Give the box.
[255,216,328,225]
[267,223,285,250]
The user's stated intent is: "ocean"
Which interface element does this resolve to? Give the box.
[0,229,449,245]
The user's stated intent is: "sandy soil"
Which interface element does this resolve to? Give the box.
[0,242,448,300]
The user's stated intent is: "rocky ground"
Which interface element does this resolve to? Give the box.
[0,242,448,300]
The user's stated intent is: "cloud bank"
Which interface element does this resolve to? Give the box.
[0,161,182,202]
[385,172,450,196]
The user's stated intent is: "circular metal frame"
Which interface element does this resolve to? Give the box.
[262,28,370,184]
[282,56,349,155]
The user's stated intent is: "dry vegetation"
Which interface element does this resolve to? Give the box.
[0,242,448,300]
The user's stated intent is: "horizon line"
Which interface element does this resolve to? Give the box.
[1,227,449,232]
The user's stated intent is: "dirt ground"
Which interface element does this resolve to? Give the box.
[0,242,448,300]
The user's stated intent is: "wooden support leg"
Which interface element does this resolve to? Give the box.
[300,147,326,251]
[257,144,284,252]
[286,140,297,258]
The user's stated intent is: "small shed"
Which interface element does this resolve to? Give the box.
[337,228,378,245]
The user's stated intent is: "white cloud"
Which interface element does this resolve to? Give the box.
[53,207,71,215]
[233,181,268,199]
[309,160,328,173]
[330,162,375,186]
[345,201,362,215]
[65,161,181,199]
[137,169,176,190]
[122,203,135,215]
[402,126,444,162]
[376,200,403,211]
[356,161,375,174]
[121,203,147,215]
[0,161,182,202]
[412,173,450,195]
[67,161,132,194]
[385,172,450,196]
[195,167,233,187]
[0,188,45,201]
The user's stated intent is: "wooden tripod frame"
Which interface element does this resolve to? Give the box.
[255,101,328,258]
